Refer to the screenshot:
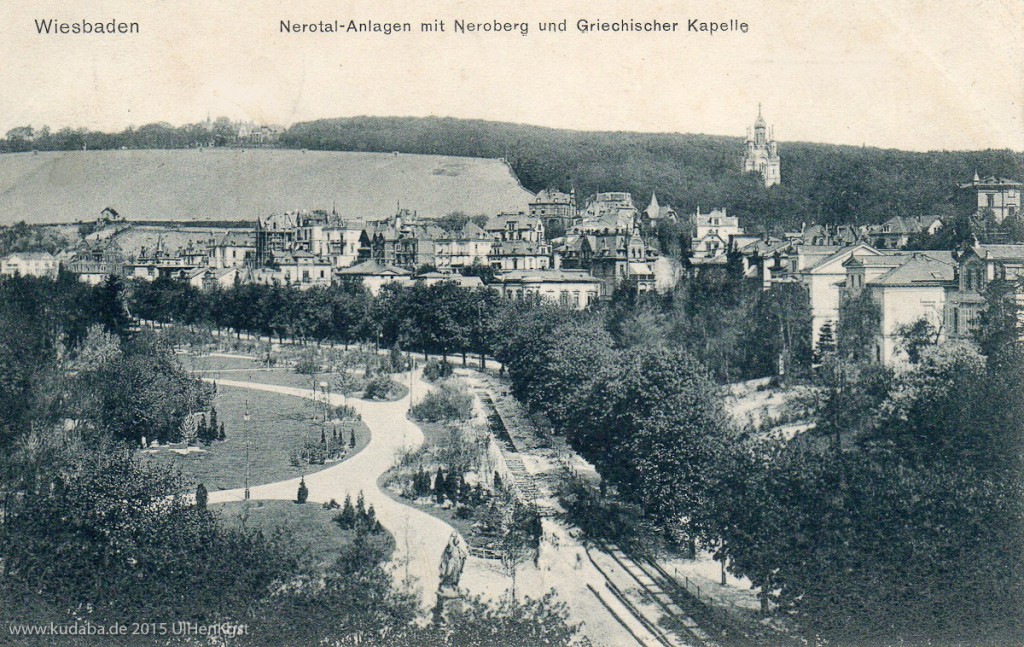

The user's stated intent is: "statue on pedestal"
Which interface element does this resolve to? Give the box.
[433,531,468,624]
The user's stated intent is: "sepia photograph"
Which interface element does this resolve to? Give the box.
[0,0,1022,645]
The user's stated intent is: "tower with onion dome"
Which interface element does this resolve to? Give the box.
[742,104,781,188]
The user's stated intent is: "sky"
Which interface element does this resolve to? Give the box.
[0,0,1021,152]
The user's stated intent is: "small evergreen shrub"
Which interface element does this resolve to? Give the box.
[363,375,400,400]
[422,359,454,382]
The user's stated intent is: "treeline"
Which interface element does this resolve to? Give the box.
[1,118,248,153]
[130,270,814,384]
[130,277,506,363]
[281,116,1024,230]
[0,222,73,255]
[604,275,813,383]
[498,282,1024,644]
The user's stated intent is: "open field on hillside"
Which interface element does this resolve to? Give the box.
[0,148,533,224]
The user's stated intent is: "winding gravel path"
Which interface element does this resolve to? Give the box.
[202,370,457,611]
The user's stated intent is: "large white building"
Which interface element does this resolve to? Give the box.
[0,252,59,279]
[843,252,955,365]
[802,243,886,348]
[492,269,601,310]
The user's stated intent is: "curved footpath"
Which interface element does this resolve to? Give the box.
[202,370,457,612]
[199,370,654,646]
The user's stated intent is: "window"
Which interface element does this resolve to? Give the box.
[987,193,995,207]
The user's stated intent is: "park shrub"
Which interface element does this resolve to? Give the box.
[296,478,309,504]
[333,370,367,396]
[331,403,360,420]
[385,344,413,373]
[363,375,400,400]
[410,379,473,422]
[294,353,319,375]
[423,359,454,382]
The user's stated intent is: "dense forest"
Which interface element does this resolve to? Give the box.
[3,116,1021,232]
[281,117,1024,231]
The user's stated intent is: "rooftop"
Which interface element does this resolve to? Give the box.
[494,269,602,284]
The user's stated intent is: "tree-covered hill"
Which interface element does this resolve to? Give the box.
[4,115,1021,230]
[281,116,1024,231]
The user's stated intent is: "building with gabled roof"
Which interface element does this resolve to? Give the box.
[336,259,412,295]
[394,223,447,271]
[484,212,545,243]
[529,189,576,237]
[802,243,886,348]
[865,215,943,249]
[488,239,552,272]
[691,208,744,260]
[843,252,956,365]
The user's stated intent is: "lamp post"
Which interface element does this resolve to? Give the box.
[319,380,330,422]
[243,401,251,500]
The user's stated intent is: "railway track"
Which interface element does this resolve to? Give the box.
[596,542,720,647]
[585,548,688,642]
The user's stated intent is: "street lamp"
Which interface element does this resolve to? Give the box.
[243,401,251,500]
[319,380,330,422]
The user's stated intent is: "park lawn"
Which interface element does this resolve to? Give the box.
[144,385,370,492]
[182,353,266,371]
[216,500,392,572]
[202,368,411,401]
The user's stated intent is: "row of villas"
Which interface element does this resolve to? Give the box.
[749,240,1023,366]
[693,175,1024,366]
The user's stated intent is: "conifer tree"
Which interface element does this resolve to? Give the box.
[197,414,209,443]
[338,493,355,529]
[218,421,226,441]
[209,406,218,437]
[435,467,446,504]
[297,477,308,504]
[349,428,356,448]
[195,483,208,509]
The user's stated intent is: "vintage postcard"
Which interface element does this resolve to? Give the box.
[0,1,1022,645]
